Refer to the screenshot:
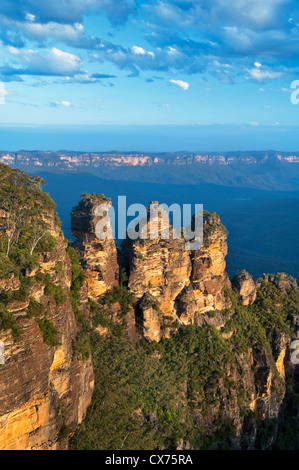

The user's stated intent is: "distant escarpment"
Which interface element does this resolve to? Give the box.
[1,150,299,190]
[71,195,299,450]
[0,165,94,450]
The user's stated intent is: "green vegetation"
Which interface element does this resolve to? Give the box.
[27,298,44,318]
[71,193,111,216]
[72,277,299,450]
[273,378,299,450]
[81,193,111,202]
[44,282,66,305]
[71,330,193,450]
[222,280,298,356]
[0,165,63,344]
[71,323,242,450]
[36,318,59,347]
[0,303,20,340]
[67,246,91,361]
[0,164,56,261]
[201,211,228,238]
[98,270,135,320]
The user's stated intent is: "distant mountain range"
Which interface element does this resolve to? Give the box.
[1,150,299,190]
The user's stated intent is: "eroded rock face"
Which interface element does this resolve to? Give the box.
[72,199,232,342]
[232,271,257,305]
[71,194,119,300]
[121,203,192,340]
[249,346,285,419]
[0,207,94,450]
[190,212,231,314]
[257,273,298,294]
[120,206,234,340]
[139,293,163,342]
[0,275,20,294]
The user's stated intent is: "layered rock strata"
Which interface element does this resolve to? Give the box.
[71,194,119,300]
[0,196,94,450]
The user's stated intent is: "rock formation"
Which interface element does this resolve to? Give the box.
[257,273,298,294]
[72,195,299,450]
[120,206,231,340]
[0,168,94,450]
[190,211,231,314]
[121,202,192,340]
[232,270,257,305]
[71,194,119,300]
[1,175,298,450]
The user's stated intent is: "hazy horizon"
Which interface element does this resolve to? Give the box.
[1,124,299,153]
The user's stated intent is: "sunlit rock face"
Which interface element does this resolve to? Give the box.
[71,194,119,301]
[190,212,231,315]
[0,200,94,450]
[232,271,257,306]
[121,202,192,340]
[120,205,232,341]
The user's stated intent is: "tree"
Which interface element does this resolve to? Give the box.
[24,219,48,255]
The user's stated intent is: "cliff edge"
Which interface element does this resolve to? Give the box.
[0,165,94,450]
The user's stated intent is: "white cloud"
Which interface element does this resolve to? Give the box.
[25,13,35,22]
[55,100,72,107]
[246,65,282,81]
[22,21,84,42]
[0,82,10,103]
[7,46,20,55]
[131,46,155,59]
[215,0,287,29]
[6,47,83,76]
[132,46,146,55]
[168,46,178,55]
[169,79,190,90]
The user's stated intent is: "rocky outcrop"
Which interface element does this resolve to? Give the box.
[114,206,230,340]
[1,171,299,451]
[257,273,298,294]
[0,182,94,450]
[139,293,163,343]
[232,270,257,305]
[190,212,231,314]
[0,275,20,294]
[121,202,192,339]
[71,194,119,300]
[123,202,191,310]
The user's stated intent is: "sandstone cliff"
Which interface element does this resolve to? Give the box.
[71,194,119,300]
[2,175,297,451]
[232,270,257,305]
[120,206,231,341]
[0,166,94,450]
[71,195,299,450]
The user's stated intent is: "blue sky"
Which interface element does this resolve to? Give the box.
[0,0,299,150]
